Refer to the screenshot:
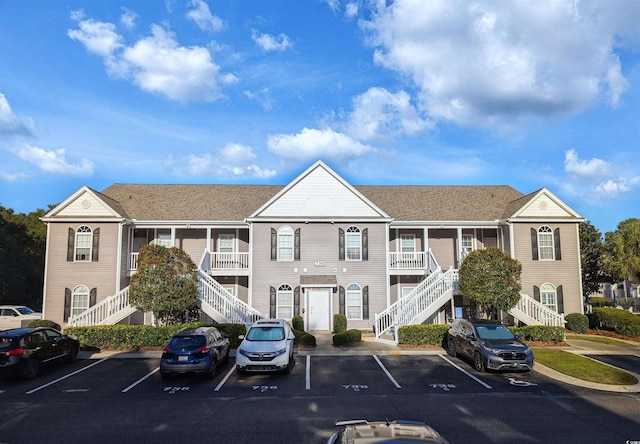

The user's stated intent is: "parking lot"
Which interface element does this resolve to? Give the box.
[1,348,639,443]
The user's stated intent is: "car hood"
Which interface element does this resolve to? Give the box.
[239,340,287,353]
[483,339,529,351]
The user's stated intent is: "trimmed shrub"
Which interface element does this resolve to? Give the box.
[333,331,351,346]
[509,325,565,343]
[346,329,361,343]
[63,322,247,350]
[589,297,613,308]
[333,314,347,334]
[292,315,304,331]
[398,324,449,346]
[29,319,61,330]
[299,333,316,347]
[565,313,589,334]
[590,307,640,338]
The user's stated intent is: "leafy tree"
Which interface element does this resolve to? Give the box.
[459,246,522,318]
[0,205,48,309]
[129,244,199,325]
[604,218,640,298]
[579,221,610,302]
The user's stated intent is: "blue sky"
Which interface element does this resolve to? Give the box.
[1,1,639,234]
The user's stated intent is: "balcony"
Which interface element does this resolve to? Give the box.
[389,251,436,275]
[209,252,250,275]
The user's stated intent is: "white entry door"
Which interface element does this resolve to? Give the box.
[307,289,330,331]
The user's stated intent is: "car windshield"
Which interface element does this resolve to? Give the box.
[246,326,285,341]
[167,335,205,349]
[475,325,515,340]
[16,307,35,315]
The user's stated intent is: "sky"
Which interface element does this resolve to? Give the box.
[1,0,639,234]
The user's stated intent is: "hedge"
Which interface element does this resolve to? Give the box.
[565,313,589,334]
[398,324,449,346]
[332,328,362,346]
[64,322,247,350]
[333,314,347,334]
[590,307,640,338]
[509,325,565,343]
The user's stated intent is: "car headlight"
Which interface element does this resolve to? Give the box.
[274,348,287,356]
[480,343,502,355]
[238,349,251,357]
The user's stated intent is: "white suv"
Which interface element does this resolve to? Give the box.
[236,319,295,374]
[0,305,42,330]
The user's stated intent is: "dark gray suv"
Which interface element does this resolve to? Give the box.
[447,319,534,372]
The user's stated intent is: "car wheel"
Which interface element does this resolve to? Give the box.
[283,352,294,374]
[22,358,40,379]
[473,352,485,372]
[205,359,217,379]
[66,345,79,363]
[447,337,456,357]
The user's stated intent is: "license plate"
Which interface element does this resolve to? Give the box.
[178,355,188,362]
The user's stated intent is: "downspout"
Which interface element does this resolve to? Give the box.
[41,222,51,319]
[575,223,585,314]
[115,221,124,293]
[386,223,391,309]
[248,222,253,308]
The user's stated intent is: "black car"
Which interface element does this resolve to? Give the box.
[160,326,230,380]
[0,327,80,379]
[447,319,534,372]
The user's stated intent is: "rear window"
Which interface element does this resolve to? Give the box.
[16,307,36,315]
[246,326,285,341]
[0,337,17,349]
[167,335,206,349]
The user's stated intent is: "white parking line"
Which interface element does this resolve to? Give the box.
[26,358,110,395]
[121,367,159,393]
[306,355,311,390]
[214,364,236,392]
[373,355,401,389]
[438,354,493,390]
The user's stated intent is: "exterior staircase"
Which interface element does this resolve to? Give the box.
[374,267,565,345]
[67,286,137,327]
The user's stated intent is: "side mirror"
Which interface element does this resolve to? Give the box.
[288,333,295,340]
[238,334,245,340]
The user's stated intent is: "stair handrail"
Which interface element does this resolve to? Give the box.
[67,286,131,327]
[510,293,565,327]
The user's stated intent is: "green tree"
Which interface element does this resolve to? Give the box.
[604,218,640,298]
[129,244,199,325]
[579,221,610,302]
[459,246,522,318]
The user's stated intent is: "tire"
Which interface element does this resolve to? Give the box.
[447,337,457,357]
[22,358,40,379]
[283,352,294,374]
[473,352,485,372]
[66,345,79,363]
[205,359,217,379]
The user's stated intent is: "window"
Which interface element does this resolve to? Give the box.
[75,226,92,261]
[401,287,415,298]
[218,234,234,253]
[538,226,554,260]
[540,283,557,312]
[461,234,473,259]
[346,226,361,261]
[276,284,294,319]
[278,226,294,261]
[400,234,415,253]
[346,284,362,320]
[157,232,172,248]
[71,285,90,318]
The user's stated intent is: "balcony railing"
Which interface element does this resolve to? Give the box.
[389,250,438,272]
[210,252,250,270]
[129,252,139,271]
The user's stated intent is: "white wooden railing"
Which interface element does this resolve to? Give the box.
[210,252,250,270]
[197,250,264,325]
[389,249,439,272]
[509,293,565,327]
[67,287,137,326]
[129,252,139,272]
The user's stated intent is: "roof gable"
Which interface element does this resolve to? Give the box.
[508,188,582,220]
[250,160,390,219]
[43,186,124,219]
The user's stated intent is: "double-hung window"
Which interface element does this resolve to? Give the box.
[540,283,557,311]
[346,226,361,261]
[346,284,362,320]
[538,226,554,260]
[278,226,294,261]
[75,226,92,261]
[71,285,90,318]
[277,284,294,319]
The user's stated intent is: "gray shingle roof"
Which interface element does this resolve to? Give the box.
[100,183,524,222]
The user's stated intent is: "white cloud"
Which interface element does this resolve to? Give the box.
[344,87,432,141]
[9,142,94,176]
[186,0,225,32]
[564,149,611,181]
[251,29,293,52]
[164,143,276,178]
[0,93,33,136]
[0,170,30,182]
[363,0,638,129]
[267,127,374,161]
[244,89,274,111]
[345,3,359,18]
[120,8,138,29]
[68,14,235,103]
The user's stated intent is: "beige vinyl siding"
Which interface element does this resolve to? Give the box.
[43,222,121,327]
[175,229,207,265]
[250,222,388,329]
[512,222,582,315]
[427,229,456,269]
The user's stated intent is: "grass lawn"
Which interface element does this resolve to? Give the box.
[534,349,638,385]
[569,335,638,347]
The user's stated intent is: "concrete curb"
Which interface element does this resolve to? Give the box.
[533,362,640,393]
